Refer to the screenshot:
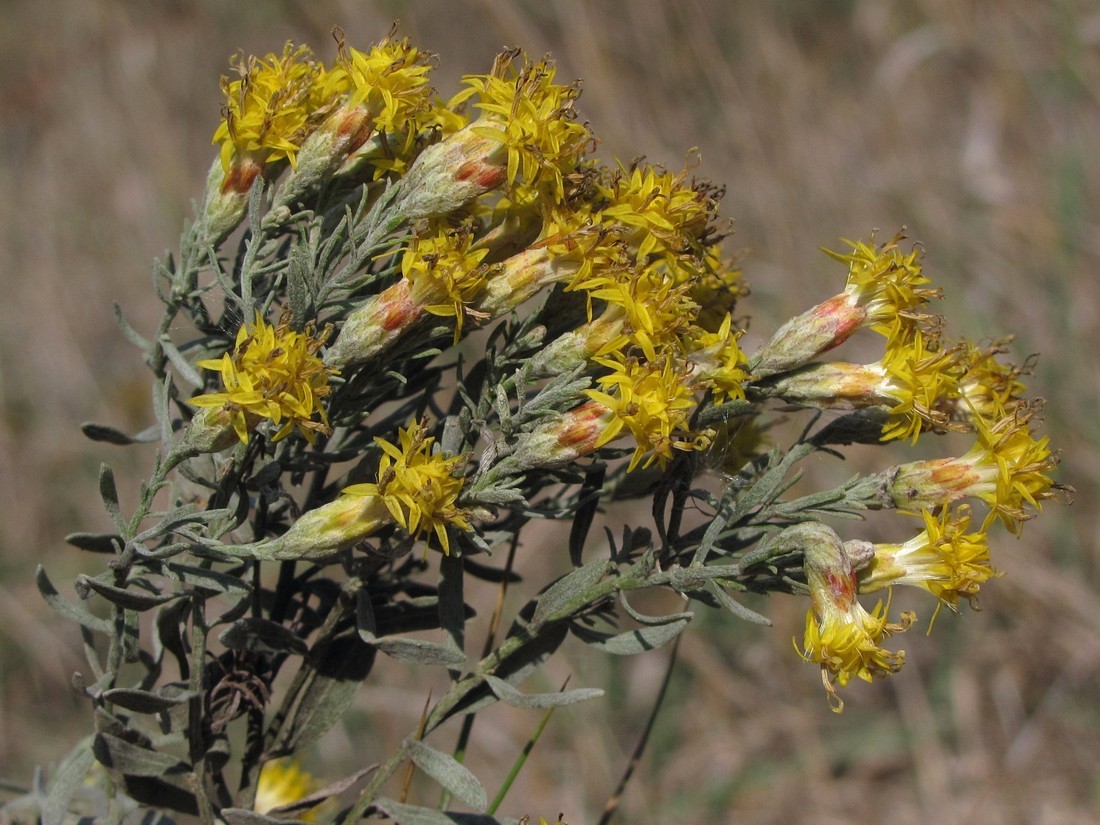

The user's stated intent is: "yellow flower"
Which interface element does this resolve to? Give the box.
[585,356,708,471]
[887,404,1056,533]
[191,312,334,444]
[793,522,913,711]
[826,231,939,346]
[859,505,999,610]
[212,43,331,177]
[255,759,317,820]
[751,231,939,377]
[461,50,590,202]
[688,313,750,404]
[597,161,715,262]
[402,225,492,342]
[333,35,435,135]
[574,264,697,362]
[876,330,961,443]
[342,420,470,554]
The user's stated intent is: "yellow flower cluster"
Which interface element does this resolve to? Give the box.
[401,225,492,342]
[458,51,590,203]
[213,43,332,176]
[767,234,1060,705]
[191,312,333,444]
[342,421,470,555]
[184,34,1063,716]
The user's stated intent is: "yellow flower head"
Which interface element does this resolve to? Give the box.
[598,162,716,263]
[946,338,1031,424]
[859,505,999,610]
[402,225,492,342]
[334,35,434,127]
[887,404,1057,533]
[796,522,913,711]
[576,265,697,362]
[255,759,317,820]
[460,50,591,202]
[688,313,750,404]
[829,231,941,346]
[342,420,470,554]
[191,312,334,444]
[585,356,708,471]
[213,43,333,174]
[877,330,961,443]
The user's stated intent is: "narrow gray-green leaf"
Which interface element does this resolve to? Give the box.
[484,675,603,709]
[356,589,378,642]
[407,739,488,811]
[92,732,188,777]
[100,688,195,714]
[220,617,308,656]
[65,531,122,554]
[159,338,204,389]
[706,579,772,626]
[81,422,152,445]
[373,637,466,666]
[286,243,314,322]
[77,576,181,611]
[42,736,95,825]
[36,566,111,635]
[113,302,152,351]
[438,552,466,659]
[619,592,694,627]
[161,561,250,594]
[531,558,609,627]
[98,463,124,532]
[572,615,692,655]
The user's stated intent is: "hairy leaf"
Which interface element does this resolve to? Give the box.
[531,558,609,627]
[485,675,603,709]
[407,740,488,811]
[571,615,692,655]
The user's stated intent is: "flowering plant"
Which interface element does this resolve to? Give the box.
[20,28,1061,825]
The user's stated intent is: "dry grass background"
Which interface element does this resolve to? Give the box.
[1,1,1099,823]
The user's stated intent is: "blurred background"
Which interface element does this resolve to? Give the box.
[1,1,1098,823]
